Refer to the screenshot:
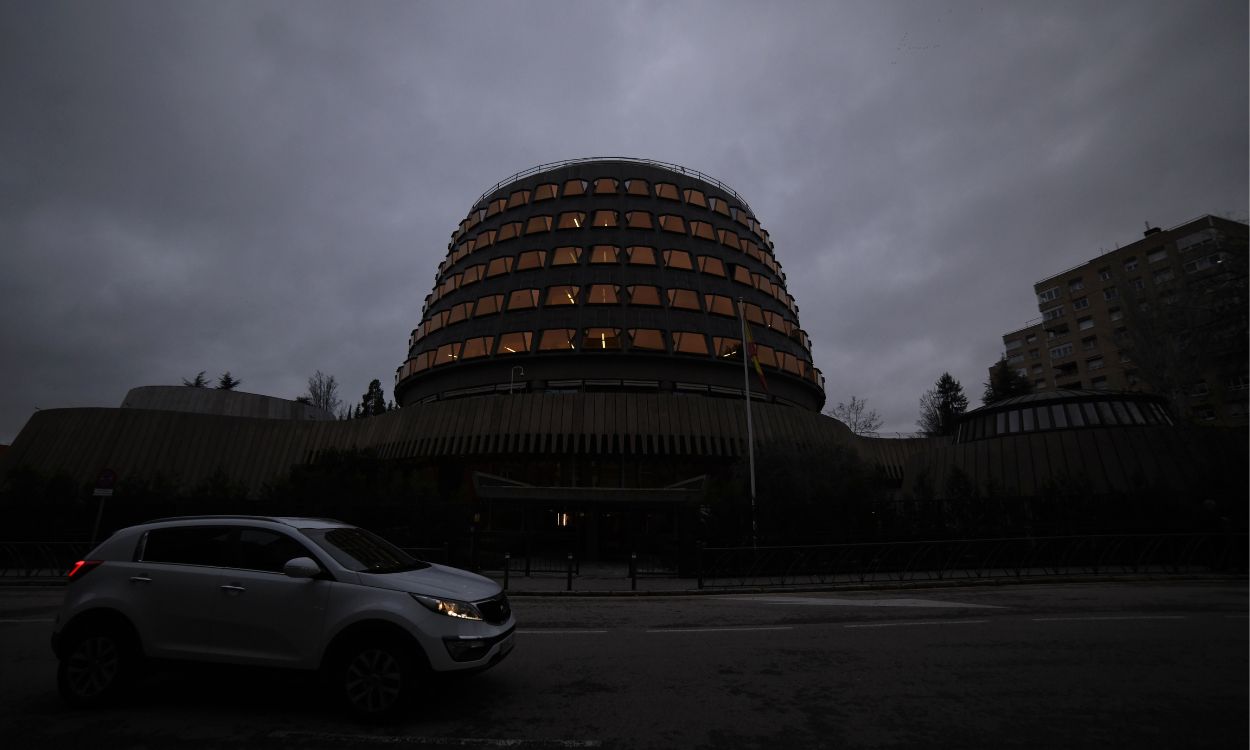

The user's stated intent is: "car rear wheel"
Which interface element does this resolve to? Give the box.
[57,627,136,708]
[336,639,419,718]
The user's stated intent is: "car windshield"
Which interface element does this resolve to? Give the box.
[302,527,429,574]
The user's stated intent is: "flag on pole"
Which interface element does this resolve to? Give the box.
[740,304,769,393]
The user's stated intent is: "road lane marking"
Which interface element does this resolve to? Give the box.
[518,629,609,635]
[719,595,1004,609]
[646,626,794,634]
[1031,616,1187,622]
[268,732,601,747]
[844,619,988,629]
[0,618,54,623]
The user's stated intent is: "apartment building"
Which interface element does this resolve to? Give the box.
[997,215,1248,426]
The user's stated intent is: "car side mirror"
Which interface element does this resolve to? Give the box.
[282,557,322,579]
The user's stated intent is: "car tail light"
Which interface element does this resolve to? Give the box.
[66,560,103,582]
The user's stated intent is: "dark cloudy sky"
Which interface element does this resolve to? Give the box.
[1,0,1246,443]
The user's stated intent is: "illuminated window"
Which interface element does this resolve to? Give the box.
[624,179,650,196]
[446,302,473,325]
[713,337,742,360]
[589,245,619,264]
[475,229,496,248]
[753,273,774,295]
[557,211,586,229]
[516,250,546,271]
[538,329,577,351]
[718,229,741,251]
[743,241,764,262]
[668,288,700,311]
[562,179,587,197]
[733,265,752,285]
[460,238,477,256]
[507,190,531,209]
[461,336,494,360]
[434,342,461,366]
[627,246,657,265]
[663,249,694,270]
[586,284,621,304]
[655,183,680,200]
[497,222,522,242]
[626,211,653,229]
[551,246,582,265]
[708,196,731,216]
[525,215,553,234]
[705,294,735,317]
[744,303,765,325]
[764,311,788,333]
[486,256,513,278]
[698,256,726,277]
[485,198,507,217]
[593,178,618,195]
[533,183,558,201]
[755,344,778,368]
[452,244,470,264]
[474,294,504,317]
[672,331,709,355]
[425,310,449,335]
[410,351,433,373]
[591,210,618,228]
[545,285,580,306]
[690,221,716,240]
[658,215,686,233]
[497,331,532,355]
[507,288,540,310]
[583,327,622,350]
[627,285,662,306]
[733,208,753,227]
[629,329,666,351]
[780,353,804,375]
[439,274,460,297]
[683,188,707,207]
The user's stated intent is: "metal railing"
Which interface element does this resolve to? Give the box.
[697,534,1247,589]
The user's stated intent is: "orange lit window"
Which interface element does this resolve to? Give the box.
[591,210,618,228]
[733,207,753,227]
[562,179,587,197]
[713,337,742,360]
[658,215,686,233]
[625,211,653,229]
[764,311,788,333]
[683,189,707,207]
[689,221,716,240]
[586,284,620,305]
[593,178,618,195]
[486,256,514,278]
[743,241,764,262]
[425,310,449,335]
[551,246,582,265]
[624,179,650,196]
[474,294,504,317]
[672,331,709,355]
[545,285,580,306]
[627,285,662,306]
[584,327,622,350]
[781,353,804,376]
[485,198,507,217]
[497,222,522,242]
[506,190,531,209]
[447,302,473,325]
[755,344,778,368]
[439,274,460,297]
[744,303,765,325]
[589,245,619,264]
[663,249,693,270]
[461,336,494,360]
[557,211,586,229]
[434,342,461,366]
[507,289,540,310]
[698,256,726,277]
[458,218,471,236]
[708,196,731,216]
[525,215,553,234]
[655,183,680,200]
[733,265,753,285]
[538,329,577,351]
[475,229,496,248]
[497,331,532,355]
[411,351,433,373]
[533,183,558,201]
[460,238,477,255]
[452,244,470,264]
[668,288,700,310]
[627,246,656,265]
[629,329,666,351]
[516,250,546,271]
[704,294,735,317]
[718,229,741,250]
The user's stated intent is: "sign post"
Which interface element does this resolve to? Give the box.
[89,468,117,547]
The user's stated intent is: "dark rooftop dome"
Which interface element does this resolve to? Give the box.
[957,389,1173,443]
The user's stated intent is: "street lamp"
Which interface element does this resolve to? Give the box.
[510,366,525,394]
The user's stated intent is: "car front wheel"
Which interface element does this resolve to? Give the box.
[57,627,136,708]
[336,639,420,718]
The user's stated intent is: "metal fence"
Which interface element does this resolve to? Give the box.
[697,534,1248,589]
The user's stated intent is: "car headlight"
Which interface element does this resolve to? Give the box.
[411,594,483,621]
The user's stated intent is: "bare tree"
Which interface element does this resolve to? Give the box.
[305,370,342,414]
[824,396,883,436]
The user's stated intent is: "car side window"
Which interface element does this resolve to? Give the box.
[141,526,235,567]
[237,529,314,573]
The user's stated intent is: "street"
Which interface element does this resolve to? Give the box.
[1,581,1245,749]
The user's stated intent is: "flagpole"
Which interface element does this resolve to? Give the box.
[738,298,758,549]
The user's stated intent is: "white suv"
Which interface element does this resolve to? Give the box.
[51,516,515,716]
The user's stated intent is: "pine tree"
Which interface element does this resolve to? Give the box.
[918,372,969,436]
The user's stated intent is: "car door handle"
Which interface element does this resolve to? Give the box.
[220,584,246,594]
[129,575,152,584]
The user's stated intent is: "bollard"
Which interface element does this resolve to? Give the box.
[566,553,574,591]
[630,552,637,591]
[504,552,510,590]
[697,541,704,590]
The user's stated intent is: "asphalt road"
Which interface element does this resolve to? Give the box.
[1,581,1245,749]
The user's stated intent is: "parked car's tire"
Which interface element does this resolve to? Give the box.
[57,626,137,708]
[334,638,421,718]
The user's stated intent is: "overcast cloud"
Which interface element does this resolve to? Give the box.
[1,0,1246,443]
